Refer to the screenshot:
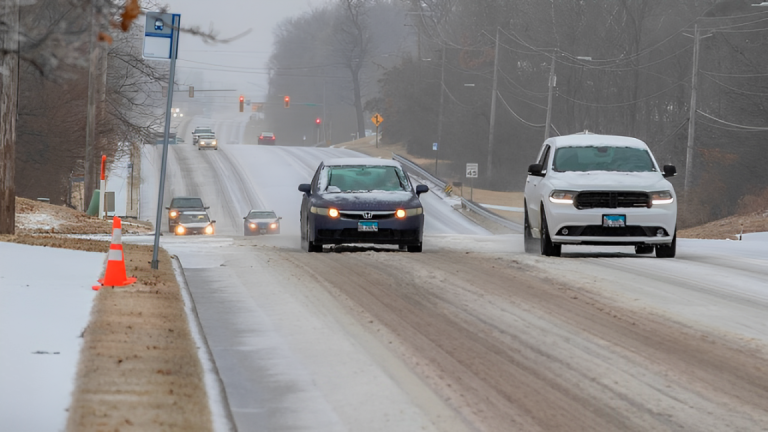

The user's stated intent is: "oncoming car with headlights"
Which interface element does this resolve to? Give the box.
[174,211,216,236]
[298,158,429,253]
[524,133,678,258]
[197,133,217,150]
[166,196,208,233]
[243,210,281,235]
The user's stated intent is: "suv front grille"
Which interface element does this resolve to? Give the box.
[575,192,650,209]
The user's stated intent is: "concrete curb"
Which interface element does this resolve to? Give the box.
[172,256,238,432]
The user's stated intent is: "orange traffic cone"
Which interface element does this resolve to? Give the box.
[93,216,137,291]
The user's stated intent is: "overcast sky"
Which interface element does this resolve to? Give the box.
[159,0,325,101]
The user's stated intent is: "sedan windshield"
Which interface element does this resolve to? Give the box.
[321,165,411,193]
[171,198,204,208]
[553,146,656,173]
[178,213,210,224]
[248,211,276,219]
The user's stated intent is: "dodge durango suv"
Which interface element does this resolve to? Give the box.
[523,133,678,258]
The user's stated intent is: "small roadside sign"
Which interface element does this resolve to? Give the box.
[433,143,438,151]
[371,113,383,126]
[143,12,180,60]
[466,163,479,178]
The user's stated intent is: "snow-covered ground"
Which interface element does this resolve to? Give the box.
[0,243,102,432]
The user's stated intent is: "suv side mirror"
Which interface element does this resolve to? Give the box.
[278,217,283,220]
[298,184,312,195]
[165,207,170,210]
[528,163,545,177]
[204,206,210,210]
[662,165,677,178]
[416,185,429,196]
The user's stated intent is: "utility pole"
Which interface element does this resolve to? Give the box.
[544,49,557,141]
[685,24,702,197]
[487,28,500,178]
[84,3,104,209]
[435,44,446,177]
[0,0,20,235]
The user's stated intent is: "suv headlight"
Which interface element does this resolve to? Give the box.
[549,190,576,204]
[651,191,674,205]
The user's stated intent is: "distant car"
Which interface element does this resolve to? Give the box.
[166,196,208,232]
[174,211,216,236]
[192,127,213,145]
[197,134,218,150]
[524,133,678,258]
[243,210,281,236]
[298,158,428,253]
[258,132,276,145]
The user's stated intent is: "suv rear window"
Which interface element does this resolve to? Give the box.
[170,198,204,208]
[553,146,656,173]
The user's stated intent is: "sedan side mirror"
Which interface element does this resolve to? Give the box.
[298,184,312,195]
[278,217,283,220]
[662,165,677,178]
[211,220,216,224]
[204,206,210,210]
[243,216,247,219]
[416,185,429,196]
[528,163,544,177]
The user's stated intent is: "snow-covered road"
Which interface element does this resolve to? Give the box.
[136,112,768,431]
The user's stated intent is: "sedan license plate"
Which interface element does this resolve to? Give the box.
[603,215,626,227]
[358,221,378,232]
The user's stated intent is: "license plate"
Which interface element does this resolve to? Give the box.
[358,221,378,232]
[260,229,267,234]
[603,215,626,227]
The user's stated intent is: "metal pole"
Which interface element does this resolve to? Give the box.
[151,14,180,270]
[544,50,557,140]
[685,24,701,198]
[487,28,500,178]
[470,177,474,202]
[375,125,379,148]
[435,45,446,177]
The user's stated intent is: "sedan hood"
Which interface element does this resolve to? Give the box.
[548,172,673,192]
[247,218,279,224]
[316,191,421,210]
[179,222,212,229]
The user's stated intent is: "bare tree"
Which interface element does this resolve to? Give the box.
[0,0,20,234]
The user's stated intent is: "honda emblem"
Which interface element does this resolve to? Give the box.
[362,212,373,219]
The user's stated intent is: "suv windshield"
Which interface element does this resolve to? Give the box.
[178,213,210,223]
[171,198,204,208]
[194,128,212,134]
[248,211,276,219]
[321,165,411,193]
[199,134,215,139]
[553,146,656,173]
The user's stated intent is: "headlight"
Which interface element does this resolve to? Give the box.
[651,191,674,205]
[549,190,576,204]
[395,209,406,219]
[205,225,214,235]
[169,211,178,218]
[270,223,277,229]
[311,207,340,217]
[405,208,423,217]
[212,140,217,145]
[176,225,185,234]
[249,223,256,229]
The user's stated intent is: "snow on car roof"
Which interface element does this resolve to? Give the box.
[323,157,402,168]
[548,134,649,149]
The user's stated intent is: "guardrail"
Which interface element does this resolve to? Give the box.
[392,153,522,232]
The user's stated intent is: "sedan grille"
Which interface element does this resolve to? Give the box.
[575,192,650,209]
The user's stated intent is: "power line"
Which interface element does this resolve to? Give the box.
[702,73,768,95]
[555,79,688,107]
[697,110,768,131]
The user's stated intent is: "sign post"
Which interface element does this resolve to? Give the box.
[99,155,106,219]
[371,113,383,148]
[466,163,478,202]
[145,12,181,270]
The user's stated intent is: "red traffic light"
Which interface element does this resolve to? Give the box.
[239,95,244,102]
[284,95,290,108]
[315,118,322,125]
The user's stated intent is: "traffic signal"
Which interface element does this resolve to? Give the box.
[284,95,290,108]
[239,95,244,112]
[315,118,322,125]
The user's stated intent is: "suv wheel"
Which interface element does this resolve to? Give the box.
[635,245,654,254]
[655,231,676,258]
[523,202,537,254]
[540,209,561,257]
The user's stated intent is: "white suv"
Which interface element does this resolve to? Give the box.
[523,133,678,258]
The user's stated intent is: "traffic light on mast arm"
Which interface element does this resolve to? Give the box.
[239,95,244,112]
[284,95,290,108]
[315,118,322,126]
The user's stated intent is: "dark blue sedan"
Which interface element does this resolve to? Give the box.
[298,158,429,252]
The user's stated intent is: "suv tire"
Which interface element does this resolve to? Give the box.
[655,231,676,258]
[540,209,561,257]
[523,202,537,254]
